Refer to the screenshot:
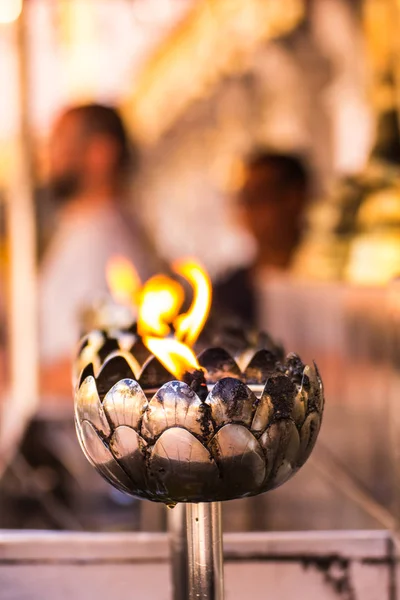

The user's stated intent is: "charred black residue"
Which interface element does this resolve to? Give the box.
[197,402,214,443]
[284,353,306,386]
[212,378,254,421]
[183,368,208,402]
[264,375,295,420]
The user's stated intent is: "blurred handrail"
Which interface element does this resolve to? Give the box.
[310,442,400,546]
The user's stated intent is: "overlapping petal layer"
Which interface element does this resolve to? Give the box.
[74,350,324,503]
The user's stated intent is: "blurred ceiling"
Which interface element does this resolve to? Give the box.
[125,0,304,144]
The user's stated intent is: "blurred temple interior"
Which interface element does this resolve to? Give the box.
[2,1,400,598]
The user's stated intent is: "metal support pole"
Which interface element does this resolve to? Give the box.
[168,503,189,600]
[186,502,224,600]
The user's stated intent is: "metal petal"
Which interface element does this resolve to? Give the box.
[272,460,295,488]
[292,387,307,427]
[206,378,257,428]
[141,381,204,441]
[263,375,295,420]
[251,391,274,434]
[130,339,152,366]
[260,420,300,482]
[303,363,324,413]
[283,353,306,386]
[103,379,147,429]
[78,362,95,389]
[76,330,104,355]
[74,330,104,383]
[79,420,133,494]
[95,352,140,400]
[138,356,174,389]
[75,416,96,468]
[243,349,278,384]
[75,376,111,438]
[109,425,147,489]
[198,347,242,383]
[149,428,219,502]
[298,411,321,467]
[209,424,266,497]
[116,332,137,352]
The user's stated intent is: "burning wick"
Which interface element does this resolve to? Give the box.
[182,368,208,402]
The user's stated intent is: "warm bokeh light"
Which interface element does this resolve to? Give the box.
[143,336,200,380]
[127,0,304,142]
[173,259,212,346]
[138,275,184,337]
[106,256,142,306]
[0,0,22,24]
[346,232,400,285]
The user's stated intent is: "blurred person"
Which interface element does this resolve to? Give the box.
[213,151,310,327]
[39,104,162,397]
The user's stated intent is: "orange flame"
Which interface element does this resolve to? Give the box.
[173,259,212,346]
[106,256,211,380]
[106,256,141,305]
[143,336,200,380]
[138,275,184,338]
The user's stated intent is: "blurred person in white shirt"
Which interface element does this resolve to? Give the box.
[39,104,162,398]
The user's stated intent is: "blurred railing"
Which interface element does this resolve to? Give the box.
[258,277,400,530]
[0,530,396,600]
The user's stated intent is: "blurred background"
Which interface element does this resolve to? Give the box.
[1,0,400,535]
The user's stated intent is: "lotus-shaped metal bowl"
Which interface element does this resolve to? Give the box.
[73,323,285,388]
[74,349,324,504]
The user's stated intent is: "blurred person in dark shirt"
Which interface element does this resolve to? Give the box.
[39,104,162,398]
[213,151,310,327]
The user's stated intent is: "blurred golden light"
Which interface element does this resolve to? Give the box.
[126,0,304,143]
[346,232,400,286]
[0,0,22,24]
[106,256,141,306]
[173,259,212,346]
[138,274,184,338]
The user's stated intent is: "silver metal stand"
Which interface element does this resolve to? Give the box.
[186,502,224,600]
[168,504,189,600]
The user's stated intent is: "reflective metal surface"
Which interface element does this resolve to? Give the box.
[74,350,325,504]
[186,503,224,600]
[168,504,189,600]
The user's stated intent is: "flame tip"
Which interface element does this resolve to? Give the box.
[106,256,211,379]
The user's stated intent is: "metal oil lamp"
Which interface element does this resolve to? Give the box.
[73,260,325,600]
